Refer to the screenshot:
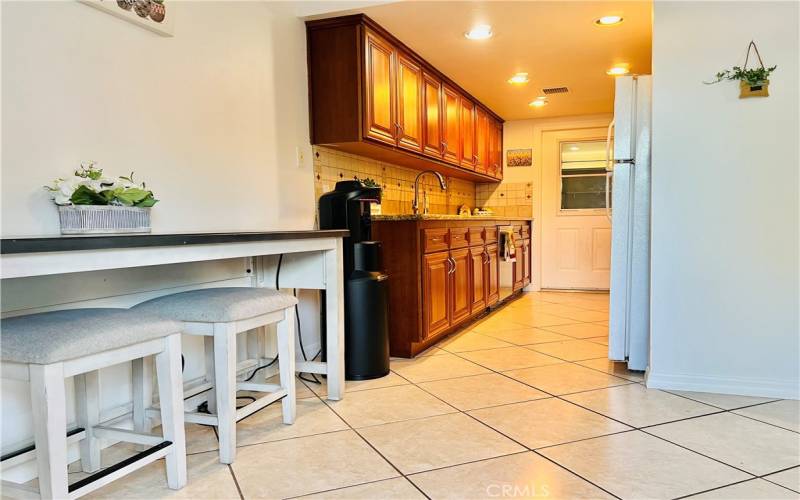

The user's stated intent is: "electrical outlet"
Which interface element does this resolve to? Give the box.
[296,146,306,168]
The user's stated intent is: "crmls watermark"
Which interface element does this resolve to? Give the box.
[486,482,551,497]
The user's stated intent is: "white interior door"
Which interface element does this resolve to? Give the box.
[541,128,611,290]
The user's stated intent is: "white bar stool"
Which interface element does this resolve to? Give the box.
[133,287,297,464]
[0,308,187,499]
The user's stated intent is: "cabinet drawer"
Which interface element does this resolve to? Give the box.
[484,227,498,243]
[513,225,523,238]
[522,224,530,237]
[422,228,449,253]
[449,227,469,249]
[468,227,484,246]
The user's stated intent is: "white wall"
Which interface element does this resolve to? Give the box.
[648,1,799,398]
[0,0,324,478]
[1,0,315,235]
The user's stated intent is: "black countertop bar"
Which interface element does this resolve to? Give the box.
[1,230,350,254]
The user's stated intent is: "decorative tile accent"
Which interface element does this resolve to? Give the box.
[314,146,477,216]
[475,181,533,217]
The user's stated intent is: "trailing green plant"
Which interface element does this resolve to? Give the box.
[356,176,381,189]
[705,64,776,86]
[45,161,158,207]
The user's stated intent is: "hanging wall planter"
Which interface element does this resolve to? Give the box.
[705,41,776,99]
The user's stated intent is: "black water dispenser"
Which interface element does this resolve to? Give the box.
[318,181,389,380]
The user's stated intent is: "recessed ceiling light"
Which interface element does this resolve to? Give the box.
[529,98,548,108]
[507,72,529,84]
[570,146,580,151]
[465,24,493,40]
[606,65,630,76]
[595,15,623,26]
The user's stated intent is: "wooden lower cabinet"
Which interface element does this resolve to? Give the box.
[469,245,486,313]
[423,251,450,339]
[523,238,531,286]
[373,218,532,357]
[513,241,525,291]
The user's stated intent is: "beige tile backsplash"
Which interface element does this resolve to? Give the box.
[313,147,475,215]
[313,146,532,218]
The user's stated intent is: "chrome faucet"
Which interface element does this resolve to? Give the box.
[413,170,447,215]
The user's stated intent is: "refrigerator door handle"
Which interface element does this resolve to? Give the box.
[605,118,615,222]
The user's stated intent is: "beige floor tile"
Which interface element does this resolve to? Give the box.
[390,353,490,383]
[647,412,800,475]
[507,312,577,328]
[765,467,800,493]
[505,363,632,395]
[470,397,631,449]
[564,384,720,428]
[328,384,456,428]
[548,310,609,323]
[576,358,644,382]
[669,391,779,410]
[734,400,800,432]
[410,451,614,500]
[470,318,531,335]
[478,327,572,345]
[542,322,608,339]
[586,336,608,346]
[85,450,240,499]
[416,346,448,357]
[689,479,799,499]
[232,430,398,498]
[459,346,564,371]
[147,423,218,456]
[297,477,426,499]
[594,320,609,326]
[306,371,410,398]
[358,413,524,474]
[527,339,607,362]
[539,431,750,499]
[236,397,349,447]
[418,373,549,411]
[439,331,513,353]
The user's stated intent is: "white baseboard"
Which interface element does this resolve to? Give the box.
[647,370,800,399]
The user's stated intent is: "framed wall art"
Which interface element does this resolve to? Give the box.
[80,0,174,37]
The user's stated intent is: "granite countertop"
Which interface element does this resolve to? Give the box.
[372,214,533,222]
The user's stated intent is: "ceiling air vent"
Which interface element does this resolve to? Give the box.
[542,86,569,95]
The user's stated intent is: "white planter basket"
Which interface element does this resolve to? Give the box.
[58,205,151,234]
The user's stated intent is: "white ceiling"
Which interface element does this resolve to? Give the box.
[305,1,652,121]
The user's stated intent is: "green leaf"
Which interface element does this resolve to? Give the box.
[114,187,151,206]
[135,194,158,207]
[70,185,108,205]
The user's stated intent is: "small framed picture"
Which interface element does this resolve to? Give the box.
[80,0,174,37]
[507,148,533,167]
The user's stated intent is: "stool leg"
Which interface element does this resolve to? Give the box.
[155,334,187,490]
[74,370,101,472]
[29,363,69,499]
[203,336,217,414]
[277,308,297,425]
[132,356,154,450]
[213,323,238,464]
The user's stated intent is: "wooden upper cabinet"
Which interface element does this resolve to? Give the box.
[442,85,461,165]
[423,251,451,340]
[307,15,503,182]
[460,99,475,169]
[450,247,471,324]
[475,107,489,174]
[364,29,396,146]
[396,52,423,152]
[421,72,443,157]
[489,120,503,179]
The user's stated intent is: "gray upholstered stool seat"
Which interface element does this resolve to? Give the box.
[132,287,298,323]
[1,308,182,364]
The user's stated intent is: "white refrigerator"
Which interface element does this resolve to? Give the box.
[607,75,652,372]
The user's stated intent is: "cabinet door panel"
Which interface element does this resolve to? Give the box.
[488,119,502,179]
[422,72,443,157]
[460,99,475,169]
[423,251,450,339]
[475,107,489,174]
[450,248,471,325]
[364,30,396,145]
[442,85,461,165]
[513,242,524,291]
[486,243,500,306]
[470,246,486,313]
[523,238,531,285]
[396,53,423,152]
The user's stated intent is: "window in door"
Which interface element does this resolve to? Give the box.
[560,140,611,210]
